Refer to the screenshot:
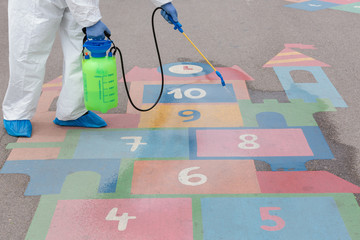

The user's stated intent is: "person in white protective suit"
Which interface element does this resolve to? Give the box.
[3,0,178,137]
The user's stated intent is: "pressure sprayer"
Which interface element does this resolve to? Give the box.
[82,7,225,113]
[82,39,118,113]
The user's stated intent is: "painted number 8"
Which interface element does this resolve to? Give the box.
[238,134,260,149]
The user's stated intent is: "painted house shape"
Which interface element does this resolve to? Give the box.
[263,44,347,107]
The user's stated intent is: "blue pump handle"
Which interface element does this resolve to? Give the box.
[169,16,183,33]
[83,39,112,58]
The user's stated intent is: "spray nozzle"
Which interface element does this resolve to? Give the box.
[216,71,226,86]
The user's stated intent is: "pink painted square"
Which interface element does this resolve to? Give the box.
[100,114,140,129]
[196,129,314,157]
[257,171,360,193]
[132,160,261,195]
[320,0,359,4]
[46,198,193,240]
[7,148,60,161]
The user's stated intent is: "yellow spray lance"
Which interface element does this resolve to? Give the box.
[169,16,226,86]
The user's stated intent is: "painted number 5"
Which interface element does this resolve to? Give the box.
[260,207,285,231]
[178,167,208,186]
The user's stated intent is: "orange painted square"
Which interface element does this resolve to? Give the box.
[7,148,60,161]
[131,160,261,195]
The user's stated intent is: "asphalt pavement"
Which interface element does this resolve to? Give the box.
[0,0,359,239]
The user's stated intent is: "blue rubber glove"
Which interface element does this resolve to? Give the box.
[161,2,178,24]
[86,20,111,40]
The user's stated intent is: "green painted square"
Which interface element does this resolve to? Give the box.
[331,2,360,14]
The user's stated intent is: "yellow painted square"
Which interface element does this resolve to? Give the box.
[139,103,243,128]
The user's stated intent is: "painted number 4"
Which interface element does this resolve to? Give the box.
[260,207,285,231]
[106,208,136,231]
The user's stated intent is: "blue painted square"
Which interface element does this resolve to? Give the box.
[0,159,121,195]
[285,0,340,11]
[73,129,189,159]
[201,197,351,240]
[142,84,237,104]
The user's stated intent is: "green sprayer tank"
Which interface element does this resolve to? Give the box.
[82,39,118,113]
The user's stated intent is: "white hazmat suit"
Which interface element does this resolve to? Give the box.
[3,0,171,123]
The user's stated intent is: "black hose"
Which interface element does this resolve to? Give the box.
[107,7,164,112]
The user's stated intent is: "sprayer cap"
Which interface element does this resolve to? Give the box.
[83,40,112,58]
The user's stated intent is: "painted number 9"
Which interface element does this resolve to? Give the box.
[178,167,208,186]
[178,110,201,122]
[260,207,285,231]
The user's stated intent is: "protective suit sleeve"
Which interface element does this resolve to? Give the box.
[150,0,172,7]
[65,0,102,27]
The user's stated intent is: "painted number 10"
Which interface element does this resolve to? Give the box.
[168,88,207,100]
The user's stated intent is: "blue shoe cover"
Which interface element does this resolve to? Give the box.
[53,111,107,128]
[3,119,32,138]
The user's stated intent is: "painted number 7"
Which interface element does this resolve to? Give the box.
[260,207,285,231]
[121,136,147,152]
